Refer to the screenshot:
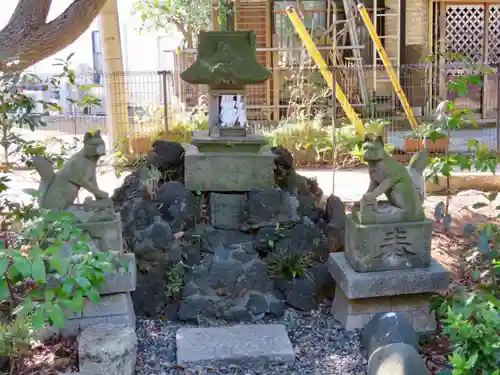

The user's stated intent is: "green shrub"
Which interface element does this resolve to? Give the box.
[0,202,122,371]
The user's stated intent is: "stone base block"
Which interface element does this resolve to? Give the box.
[184,147,275,191]
[99,253,137,295]
[43,293,136,339]
[210,193,245,229]
[328,253,450,299]
[176,324,295,366]
[331,286,437,332]
[345,213,432,272]
[79,324,137,375]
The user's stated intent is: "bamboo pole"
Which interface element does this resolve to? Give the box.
[285,6,365,136]
[357,3,418,129]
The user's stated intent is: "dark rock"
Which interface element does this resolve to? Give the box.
[178,246,280,322]
[242,189,300,230]
[323,194,346,229]
[322,223,344,253]
[147,140,185,172]
[247,292,270,315]
[132,266,168,317]
[274,264,334,311]
[120,197,163,249]
[199,227,254,254]
[182,244,202,266]
[112,167,150,208]
[275,222,328,261]
[363,312,419,358]
[280,277,316,311]
[156,181,197,232]
[308,263,336,300]
[253,226,282,255]
[271,146,294,169]
[132,217,175,259]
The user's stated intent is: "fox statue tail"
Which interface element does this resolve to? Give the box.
[407,148,429,201]
[32,156,55,202]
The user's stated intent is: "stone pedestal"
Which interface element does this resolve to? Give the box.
[345,213,432,272]
[328,252,449,332]
[184,131,275,192]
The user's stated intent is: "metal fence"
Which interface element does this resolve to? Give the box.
[17,63,500,153]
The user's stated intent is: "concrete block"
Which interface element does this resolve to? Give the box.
[184,148,275,191]
[99,253,137,295]
[82,293,135,323]
[79,324,137,375]
[210,193,245,229]
[345,214,432,272]
[368,343,430,375]
[328,252,450,299]
[331,286,437,332]
[363,312,419,358]
[176,324,295,366]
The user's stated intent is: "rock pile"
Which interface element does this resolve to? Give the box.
[112,140,345,321]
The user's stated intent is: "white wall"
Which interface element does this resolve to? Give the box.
[0,0,182,74]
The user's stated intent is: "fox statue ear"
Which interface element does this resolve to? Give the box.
[94,129,101,137]
[83,132,92,143]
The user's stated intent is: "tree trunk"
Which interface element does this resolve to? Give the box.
[0,0,109,73]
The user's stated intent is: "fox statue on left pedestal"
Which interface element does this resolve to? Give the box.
[32,130,110,211]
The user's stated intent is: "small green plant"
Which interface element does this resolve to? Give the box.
[165,261,187,299]
[142,166,163,199]
[404,122,447,141]
[0,198,122,373]
[267,250,315,281]
[432,193,499,375]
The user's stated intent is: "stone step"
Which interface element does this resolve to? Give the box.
[176,324,295,367]
[44,293,136,339]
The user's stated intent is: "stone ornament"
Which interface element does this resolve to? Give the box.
[353,135,429,225]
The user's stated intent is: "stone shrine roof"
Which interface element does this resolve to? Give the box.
[180,31,271,85]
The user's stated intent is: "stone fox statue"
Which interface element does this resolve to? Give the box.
[33,130,109,211]
[362,135,428,215]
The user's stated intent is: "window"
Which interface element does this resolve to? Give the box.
[273,1,385,66]
[91,31,103,84]
[273,0,328,66]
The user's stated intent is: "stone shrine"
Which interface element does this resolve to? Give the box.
[181,31,275,192]
[328,136,450,332]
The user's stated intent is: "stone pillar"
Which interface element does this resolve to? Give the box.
[98,0,129,152]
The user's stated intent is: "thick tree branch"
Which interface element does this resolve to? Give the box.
[0,0,108,73]
[3,0,52,34]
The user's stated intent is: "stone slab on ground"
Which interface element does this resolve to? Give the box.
[78,324,137,375]
[184,148,275,191]
[210,193,245,229]
[328,253,450,299]
[331,286,437,332]
[99,253,137,295]
[176,324,295,366]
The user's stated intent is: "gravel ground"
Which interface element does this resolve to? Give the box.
[135,302,368,375]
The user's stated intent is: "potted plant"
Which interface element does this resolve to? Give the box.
[403,123,448,153]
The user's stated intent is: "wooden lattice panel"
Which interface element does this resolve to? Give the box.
[445,5,484,64]
[488,6,500,64]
